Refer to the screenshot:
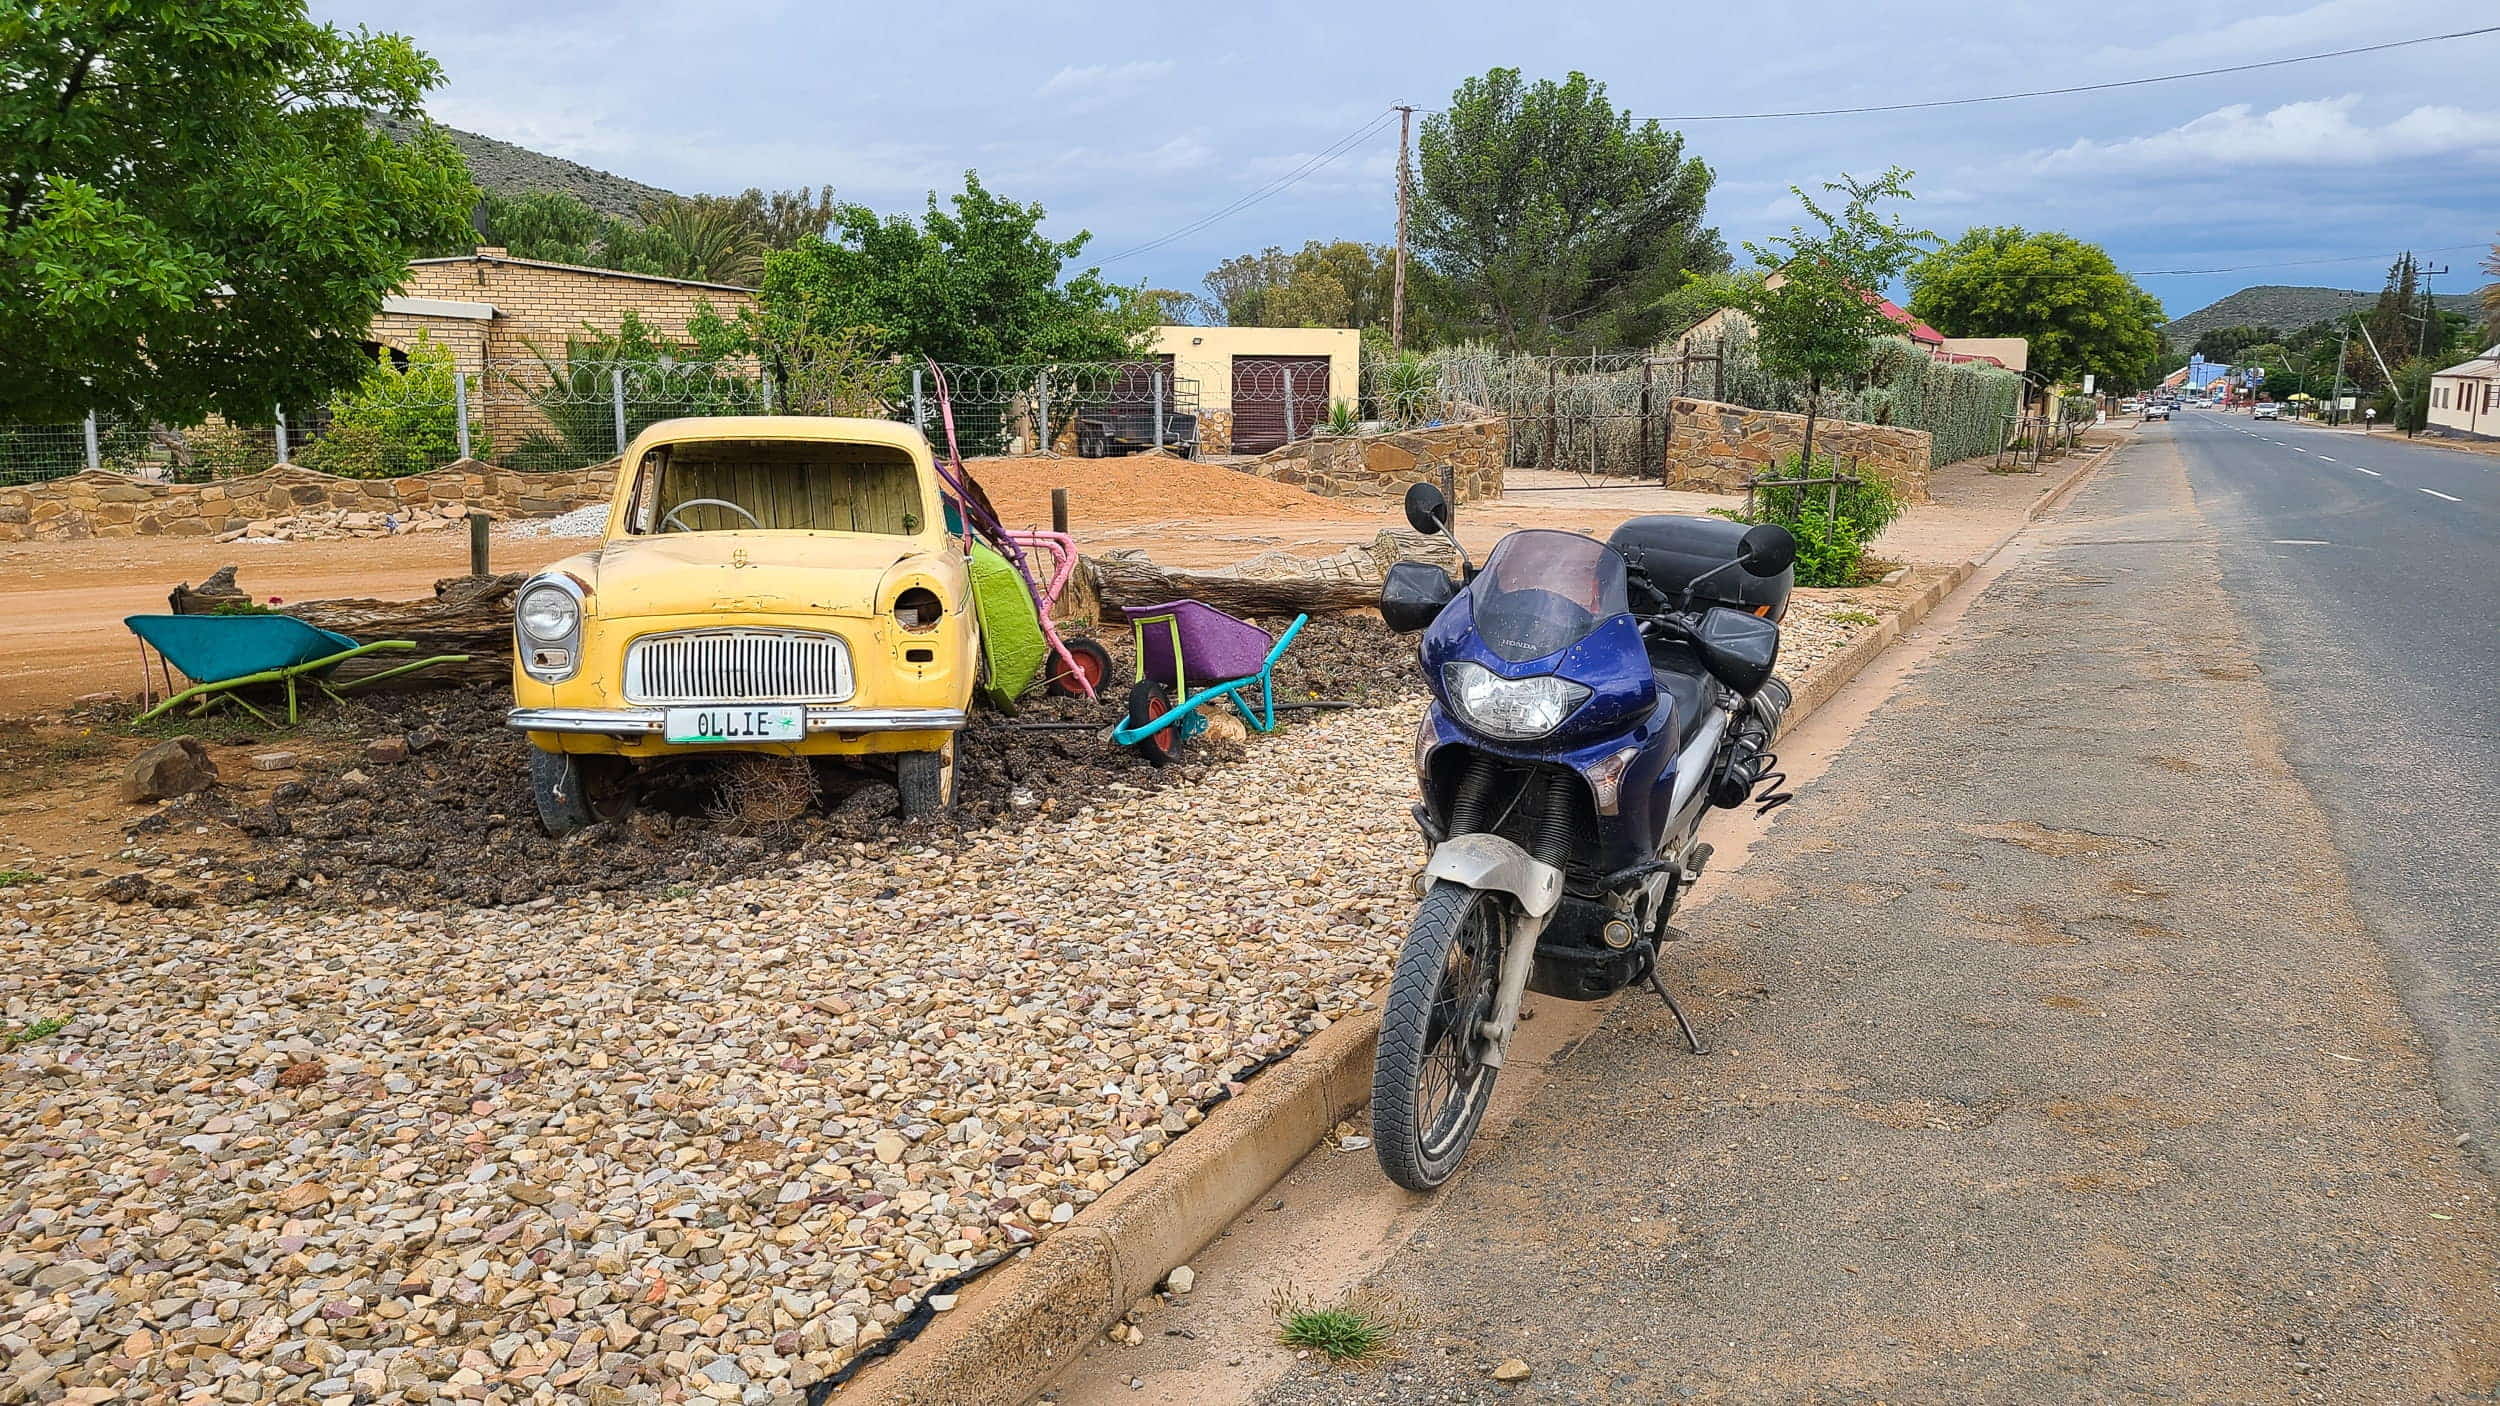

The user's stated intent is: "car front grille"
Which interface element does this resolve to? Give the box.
[623,629,854,705]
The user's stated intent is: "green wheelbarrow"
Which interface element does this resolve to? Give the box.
[125,614,471,725]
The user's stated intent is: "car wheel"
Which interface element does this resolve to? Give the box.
[529,750,630,837]
[896,742,957,820]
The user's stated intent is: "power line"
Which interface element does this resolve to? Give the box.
[1096,110,1400,265]
[1626,25,2500,122]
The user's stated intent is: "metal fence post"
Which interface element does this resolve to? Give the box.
[610,368,628,455]
[274,406,289,464]
[1282,366,1296,442]
[759,372,774,414]
[82,412,100,473]
[911,370,926,432]
[453,373,472,460]
[1152,370,1165,450]
[1038,371,1052,454]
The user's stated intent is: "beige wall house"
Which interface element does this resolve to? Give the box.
[1144,325,1360,453]
[368,248,758,451]
[2428,347,2499,440]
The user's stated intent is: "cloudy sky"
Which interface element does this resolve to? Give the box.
[314,0,2499,322]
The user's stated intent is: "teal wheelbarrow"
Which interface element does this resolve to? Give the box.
[1110,601,1308,766]
[125,614,471,725]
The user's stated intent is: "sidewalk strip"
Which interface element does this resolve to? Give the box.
[833,439,2121,1406]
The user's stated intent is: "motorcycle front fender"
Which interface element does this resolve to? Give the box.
[1422,833,1564,918]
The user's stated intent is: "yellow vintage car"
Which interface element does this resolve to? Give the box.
[507,416,977,834]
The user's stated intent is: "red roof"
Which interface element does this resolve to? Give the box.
[1862,289,1944,344]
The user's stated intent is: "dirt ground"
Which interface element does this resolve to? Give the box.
[0,613,1419,914]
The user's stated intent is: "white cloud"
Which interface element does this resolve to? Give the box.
[1035,60,1178,107]
[2033,95,2500,172]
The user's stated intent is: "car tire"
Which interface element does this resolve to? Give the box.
[896,743,957,820]
[530,750,629,837]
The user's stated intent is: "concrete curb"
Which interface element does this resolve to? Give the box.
[837,445,2115,1404]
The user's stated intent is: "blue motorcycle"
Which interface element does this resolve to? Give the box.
[1370,484,1798,1189]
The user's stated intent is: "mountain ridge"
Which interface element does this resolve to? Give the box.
[374,115,680,221]
[2162,283,2480,353]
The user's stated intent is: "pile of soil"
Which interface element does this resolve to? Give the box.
[132,614,1420,911]
[962,455,1361,528]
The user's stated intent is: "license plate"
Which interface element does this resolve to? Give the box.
[664,705,805,744]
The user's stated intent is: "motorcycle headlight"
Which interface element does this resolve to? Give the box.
[518,583,580,642]
[1441,661,1590,741]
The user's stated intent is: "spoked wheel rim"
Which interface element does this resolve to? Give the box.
[1410,896,1501,1163]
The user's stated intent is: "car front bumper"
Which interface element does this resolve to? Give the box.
[508,706,969,736]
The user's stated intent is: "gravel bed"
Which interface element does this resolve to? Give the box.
[0,601,1875,1403]
[499,507,608,541]
[2,698,1428,1402]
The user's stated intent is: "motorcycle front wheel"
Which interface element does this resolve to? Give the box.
[1373,881,1507,1190]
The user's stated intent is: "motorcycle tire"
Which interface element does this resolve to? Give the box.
[1373,880,1507,1191]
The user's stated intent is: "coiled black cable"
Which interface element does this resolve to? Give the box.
[1750,751,1794,813]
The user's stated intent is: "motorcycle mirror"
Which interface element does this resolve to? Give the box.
[1403,482,1452,538]
[1738,523,1797,578]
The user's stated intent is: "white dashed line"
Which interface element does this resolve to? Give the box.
[2349,466,2381,476]
[2269,539,2330,546]
[2317,456,2337,463]
[2420,488,2462,502]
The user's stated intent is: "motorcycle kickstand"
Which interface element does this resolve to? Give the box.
[1643,960,1706,1055]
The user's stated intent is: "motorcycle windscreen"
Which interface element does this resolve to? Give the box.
[1466,530,1633,662]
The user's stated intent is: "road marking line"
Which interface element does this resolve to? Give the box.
[2269,539,2330,546]
[2317,456,2337,462]
[2420,488,2462,502]
[2350,466,2381,476]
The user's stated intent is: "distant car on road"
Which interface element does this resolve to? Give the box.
[2143,404,2171,421]
[2253,403,2280,420]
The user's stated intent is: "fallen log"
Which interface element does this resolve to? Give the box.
[1083,529,1460,619]
[170,566,519,684]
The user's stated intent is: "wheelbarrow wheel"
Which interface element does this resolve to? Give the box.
[1045,637,1116,698]
[1125,680,1185,766]
[896,742,957,820]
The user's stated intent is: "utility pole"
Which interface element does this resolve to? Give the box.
[1391,104,1416,352]
[2417,262,2450,363]
[2332,322,2350,427]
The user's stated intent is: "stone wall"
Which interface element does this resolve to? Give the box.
[1242,418,1507,503]
[1662,397,1931,503]
[0,462,617,543]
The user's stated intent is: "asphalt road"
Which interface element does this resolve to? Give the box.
[2158,409,2500,1160]
[1253,436,2500,1404]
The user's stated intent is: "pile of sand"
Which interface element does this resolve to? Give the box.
[958,454,1359,529]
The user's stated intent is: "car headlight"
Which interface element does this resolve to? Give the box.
[518,583,580,642]
[1441,661,1590,741]
[516,577,585,683]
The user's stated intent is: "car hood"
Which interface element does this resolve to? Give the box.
[584,534,944,620]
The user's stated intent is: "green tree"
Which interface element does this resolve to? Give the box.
[2191,323,2279,362]
[1200,240,1407,333]
[471,191,613,266]
[1905,227,2165,392]
[1414,68,1725,350]
[2365,252,2431,368]
[1,0,476,424]
[1737,168,1934,462]
[303,331,485,477]
[758,171,1148,366]
[638,196,766,285]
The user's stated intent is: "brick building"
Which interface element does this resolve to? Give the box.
[366,248,758,451]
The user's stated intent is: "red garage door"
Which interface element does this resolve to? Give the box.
[1230,355,1332,453]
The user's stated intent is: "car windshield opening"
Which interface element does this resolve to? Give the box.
[632,440,925,535]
